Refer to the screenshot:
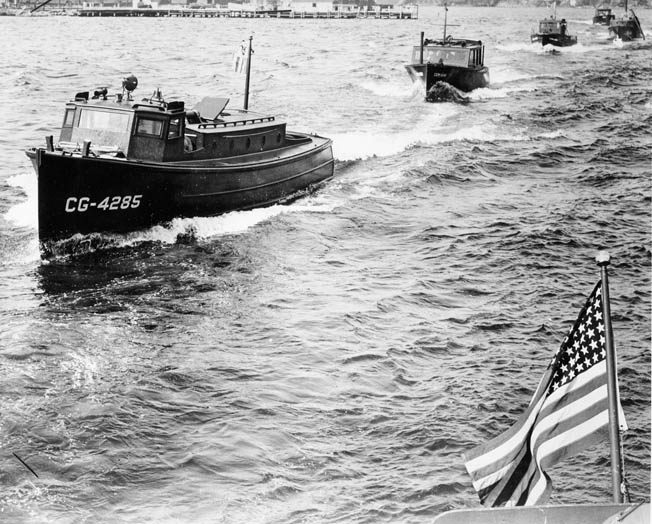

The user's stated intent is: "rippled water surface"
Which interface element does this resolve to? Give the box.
[0,7,650,523]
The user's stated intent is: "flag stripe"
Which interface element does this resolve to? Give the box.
[477,441,532,505]
[464,369,552,469]
[531,385,608,449]
[525,411,610,504]
[537,361,606,420]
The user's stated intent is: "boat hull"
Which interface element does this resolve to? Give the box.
[531,33,578,47]
[609,16,645,41]
[593,14,614,25]
[405,63,489,95]
[27,133,334,248]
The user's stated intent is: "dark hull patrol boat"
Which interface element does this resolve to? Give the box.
[25,43,334,256]
[405,6,489,102]
[531,3,577,47]
[608,0,646,42]
[592,6,615,25]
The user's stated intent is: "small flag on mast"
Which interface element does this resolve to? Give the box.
[233,39,249,74]
[464,281,627,507]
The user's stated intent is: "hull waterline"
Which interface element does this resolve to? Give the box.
[405,63,489,94]
[27,134,334,249]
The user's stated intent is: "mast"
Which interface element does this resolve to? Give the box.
[419,31,424,64]
[443,3,448,40]
[30,0,55,13]
[243,35,253,111]
[596,251,624,503]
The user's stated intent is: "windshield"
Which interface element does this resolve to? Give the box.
[78,109,130,132]
[412,46,470,68]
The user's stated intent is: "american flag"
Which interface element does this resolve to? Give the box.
[233,40,250,74]
[463,281,627,507]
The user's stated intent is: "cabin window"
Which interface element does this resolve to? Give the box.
[262,135,266,147]
[135,117,164,137]
[421,47,470,68]
[246,137,251,149]
[63,108,76,127]
[78,109,130,132]
[470,49,481,66]
[168,117,181,139]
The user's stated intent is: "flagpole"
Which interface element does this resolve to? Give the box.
[243,35,253,111]
[596,251,623,503]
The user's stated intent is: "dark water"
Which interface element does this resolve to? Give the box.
[0,7,650,523]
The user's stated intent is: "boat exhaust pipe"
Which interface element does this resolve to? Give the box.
[244,35,253,111]
[420,31,424,64]
[45,135,54,152]
[82,140,91,157]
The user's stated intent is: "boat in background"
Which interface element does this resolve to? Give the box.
[25,66,334,256]
[405,6,489,102]
[531,3,577,47]
[608,0,646,41]
[593,5,615,25]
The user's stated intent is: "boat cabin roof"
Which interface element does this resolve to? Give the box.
[538,18,565,33]
[423,37,483,49]
[412,39,484,68]
[58,90,284,162]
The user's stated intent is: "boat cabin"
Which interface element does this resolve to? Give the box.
[56,89,289,163]
[593,7,614,24]
[537,17,566,35]
[412,39,485,69]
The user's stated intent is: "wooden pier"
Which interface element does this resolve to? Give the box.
[76,5,417,18]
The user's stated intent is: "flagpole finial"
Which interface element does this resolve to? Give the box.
[596,251,611,266]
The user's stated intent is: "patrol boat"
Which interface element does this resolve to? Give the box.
[531,13,577,47]
[25,75,334,255]
[405,8,489,102]
[592,6,615,25]
[608,0,646,41]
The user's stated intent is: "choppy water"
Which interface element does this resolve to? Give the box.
[0,6,650,523]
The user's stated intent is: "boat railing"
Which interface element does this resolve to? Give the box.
[197,116,276,129]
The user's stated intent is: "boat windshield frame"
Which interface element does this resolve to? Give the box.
[539,19,562,33]
[413,45,472,68]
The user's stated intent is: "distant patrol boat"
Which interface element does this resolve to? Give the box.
[25,71,334,256]
[592,5,615,26]
[405,6,489,102]
[531,2,577,48]
[608,0,646,42]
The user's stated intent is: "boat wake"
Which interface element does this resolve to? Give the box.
[5,172,37,231]
[426,81,469,104]
[360,79,414,98]
[38,193,339,260]
[498,41,606,54]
